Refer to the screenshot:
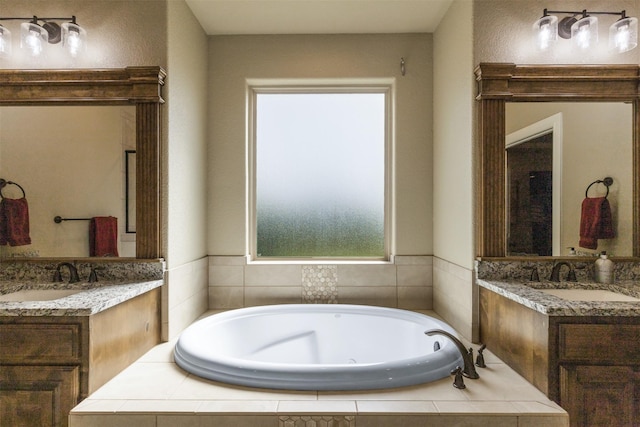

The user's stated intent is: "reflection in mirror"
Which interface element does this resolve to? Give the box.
[506,103,632,257]
[0,106,136,258]
[507,133,553,256]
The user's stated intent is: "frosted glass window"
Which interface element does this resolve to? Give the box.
[255,92,387,258]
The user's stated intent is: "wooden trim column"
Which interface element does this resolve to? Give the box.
[634,100,640,257]
[478,99,506,257]
[136,103,162,258]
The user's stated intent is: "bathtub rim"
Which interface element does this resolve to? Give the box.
[174,304,464,390]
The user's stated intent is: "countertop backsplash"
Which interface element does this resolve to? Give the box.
[0,259,164,283]
[477,258,640,283]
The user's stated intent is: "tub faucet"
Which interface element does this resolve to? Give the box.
[425,329,479,379]
[53,262,80,284]
[550,261,576,282]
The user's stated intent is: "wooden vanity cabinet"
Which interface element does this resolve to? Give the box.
[0,288,160,427]
[0,321,81,427]
[557,324,640,427]
[480,287,640,427]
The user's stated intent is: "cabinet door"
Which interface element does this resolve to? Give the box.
[0,365,79,427]
[560,365,640,427]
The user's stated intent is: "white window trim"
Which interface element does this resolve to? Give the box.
[246,79,395,262]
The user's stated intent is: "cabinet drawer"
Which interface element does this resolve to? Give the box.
[0,324,81,362]
[0,365,80,427]
[559,324,640,364]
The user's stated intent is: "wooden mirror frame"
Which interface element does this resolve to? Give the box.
[475,63,640,257]
[0,67,166,258]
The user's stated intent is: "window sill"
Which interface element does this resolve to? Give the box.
[246,257,393,265]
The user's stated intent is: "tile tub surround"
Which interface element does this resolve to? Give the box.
[0,260,164,316]
[69,310,568,427]
[433,257,476,342]
[476,259,640,316]
[208,255,433,310]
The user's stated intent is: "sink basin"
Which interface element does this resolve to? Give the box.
[540,289,640,302]
[0,289,83,302]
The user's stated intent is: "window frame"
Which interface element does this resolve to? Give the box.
[247,80,395,262]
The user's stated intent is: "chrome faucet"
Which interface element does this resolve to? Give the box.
[425,329,479,379]
[53,262,80,284]
[549,261,576,282]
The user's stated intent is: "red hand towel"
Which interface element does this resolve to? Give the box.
[579,197,614,250]
[89,216,119,257]
[0,197,32,246]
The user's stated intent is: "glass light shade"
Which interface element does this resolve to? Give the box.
[571,16,598,49]
[61,21,86,57]
[20,22,48,56]
[0,25,12,58]
[609,17,638,53]
[533,15,558,50]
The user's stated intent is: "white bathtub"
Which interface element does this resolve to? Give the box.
[174,304,464,390]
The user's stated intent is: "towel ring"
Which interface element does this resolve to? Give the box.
[0,179,26,199]
[585,177,613,199]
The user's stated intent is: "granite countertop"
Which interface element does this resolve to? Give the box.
[478,278,640,316]
[0,280,163,316]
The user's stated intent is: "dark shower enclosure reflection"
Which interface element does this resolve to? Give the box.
[507,135,553,256]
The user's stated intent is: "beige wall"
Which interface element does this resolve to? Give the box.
[0,0,167,69]
[164,1,209,339]
[166,1,209,267]
[432,0,476,341]
[208,34,433,257]
[433,0,474,269]
[474,0,640,65]
[507,102,633,257]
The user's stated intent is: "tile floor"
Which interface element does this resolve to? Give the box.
[69,310,568,427]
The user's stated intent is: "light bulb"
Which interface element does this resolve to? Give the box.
[67,30,81,56]
[533,15,558,50]
[571,16,598,50]
[20,22,48,57]
[62,21,86,58]
[0,25,11,58]
[609,17,638,53]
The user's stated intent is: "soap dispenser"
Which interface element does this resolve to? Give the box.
[595,251,614,284]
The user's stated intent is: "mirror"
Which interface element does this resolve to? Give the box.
[506,103,633,256]
[475,63,640,258]
[0,67,165,259]
[0,106,136,258]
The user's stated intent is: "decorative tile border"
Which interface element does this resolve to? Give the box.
[279,415,355,427]
[302,265,338,303]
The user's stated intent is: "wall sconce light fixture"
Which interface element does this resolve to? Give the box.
[0,15,86,59]
[533,9,637,53]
